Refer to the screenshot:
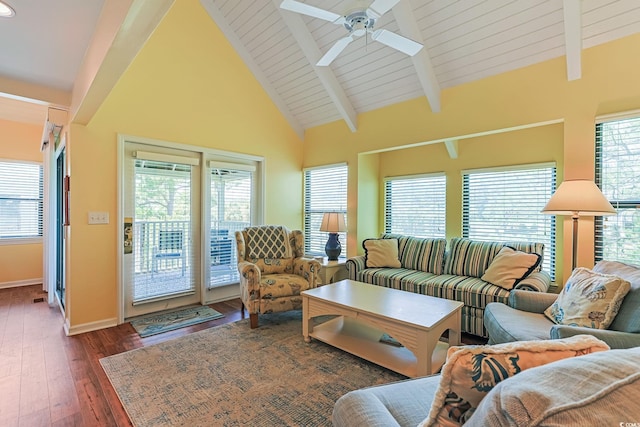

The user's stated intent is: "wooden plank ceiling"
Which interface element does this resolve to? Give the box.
[201,0,640,137]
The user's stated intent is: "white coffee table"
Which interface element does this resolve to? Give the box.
[302,279,463,378]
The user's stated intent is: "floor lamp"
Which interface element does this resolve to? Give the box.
[541,179,616,271]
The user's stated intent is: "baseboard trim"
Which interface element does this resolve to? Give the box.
[66,317,118,336]
[0,278,43,289]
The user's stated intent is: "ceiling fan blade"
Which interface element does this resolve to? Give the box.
[317,36,354,66]
[371,29,423,56]
[280,0,342,23]
[367,0,400,18]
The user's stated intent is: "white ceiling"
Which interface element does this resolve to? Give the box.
[1,0,640,134]
[0,0,105,125]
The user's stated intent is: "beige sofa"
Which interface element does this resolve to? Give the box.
[347,235,551,337]
[333,341,640,427]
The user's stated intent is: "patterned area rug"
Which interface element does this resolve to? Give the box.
[129,305,224,338]
[101,312,405,426]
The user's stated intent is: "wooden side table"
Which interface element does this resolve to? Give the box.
[317,258,347,285]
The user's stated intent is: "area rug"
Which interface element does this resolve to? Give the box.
[129,305,224,338]
[101,312,405,426]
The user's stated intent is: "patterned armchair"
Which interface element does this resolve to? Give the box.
[235,225,321,328]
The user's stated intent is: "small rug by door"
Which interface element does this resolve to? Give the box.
[129,305,224,338]
[101,312,405,426]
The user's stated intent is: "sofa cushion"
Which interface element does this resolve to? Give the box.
[443,238,544,278]
[484,302,554,344]
[593,260,640,333]
[424,275,510,310]
[355,268,437,295]
[419,335,610,427]
[544,267,630,330]
[399,237,447,275]
[363,238,401,268]
[466,347,640,426]
[333,376,441,427]
[481,246,541,290]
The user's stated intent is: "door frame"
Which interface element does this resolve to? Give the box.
[116,134,265,324]
[43,134,68,312]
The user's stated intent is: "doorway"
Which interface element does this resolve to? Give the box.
[55,147,66,308]
[122,143,201,319]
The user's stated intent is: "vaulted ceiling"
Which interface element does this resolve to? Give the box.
[1,0,639,137]
[203,0,640,137]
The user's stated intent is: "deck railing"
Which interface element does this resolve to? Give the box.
[132,220,249,275]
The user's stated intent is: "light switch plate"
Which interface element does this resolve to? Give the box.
[88,211,109,224]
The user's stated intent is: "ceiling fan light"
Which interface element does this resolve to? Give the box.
[0,1,15,18]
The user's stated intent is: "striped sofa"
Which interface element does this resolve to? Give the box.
[346,235,551,337]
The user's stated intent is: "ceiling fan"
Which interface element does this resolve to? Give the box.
[280,0,423,66]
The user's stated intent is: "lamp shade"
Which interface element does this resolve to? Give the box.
[319,212,346,233]
[541,180,616,217]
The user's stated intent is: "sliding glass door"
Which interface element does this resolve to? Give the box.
[208,162,255,289]
[123,143,201,319]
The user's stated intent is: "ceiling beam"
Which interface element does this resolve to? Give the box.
[444,139,458,159]
[274,0,358,133]
[562,0,582,81]
[392,0,441,113]
[201,0,304,139]
[71,0,175,125]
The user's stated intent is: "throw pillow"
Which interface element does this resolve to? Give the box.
[466,347,640,426]
[418,335,610,427]
[363,238,401,268]
[544,267,631,329]
[443,238,545,278]
[480,246,541,290]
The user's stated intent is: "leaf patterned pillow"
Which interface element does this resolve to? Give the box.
[418,335,610,427]
[544,267,631,329]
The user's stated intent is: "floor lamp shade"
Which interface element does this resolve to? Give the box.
[319,213,346,261]
[541,180,617,271]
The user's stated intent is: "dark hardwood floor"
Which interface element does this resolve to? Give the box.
[0,284,486,426]
[0,285,243,426]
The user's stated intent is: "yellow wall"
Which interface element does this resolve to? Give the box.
[63,1,640,328]
[0,118,44,286]
[304,33,640,285]
[66,0,303,328]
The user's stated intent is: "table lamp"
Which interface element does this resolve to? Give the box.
[320,212,346,261]
[541,179,616,271]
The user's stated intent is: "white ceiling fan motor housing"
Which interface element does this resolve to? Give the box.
[343,11,375,37]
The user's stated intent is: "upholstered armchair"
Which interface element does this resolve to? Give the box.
[235,225,321,328]
[484,260,640,349]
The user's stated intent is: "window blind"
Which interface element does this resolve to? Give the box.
[303,164,348,257]
[595,116,640,265]
[209,165,253,288]
[384,173,446,238]
[462,164,556,279]
[0,160,43,239]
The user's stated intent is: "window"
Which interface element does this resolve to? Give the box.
[595,115,640,265]
[0,160,43,241]
[462,164,556,278]
[303,164,347,257]
[384,173,446,238]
